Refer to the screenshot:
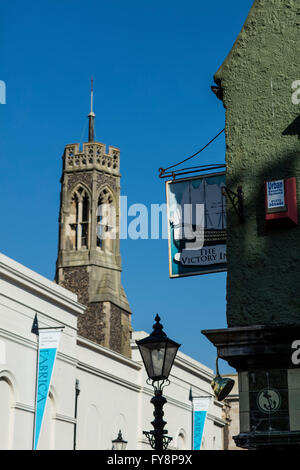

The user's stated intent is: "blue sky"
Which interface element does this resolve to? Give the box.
[0,0,254,373]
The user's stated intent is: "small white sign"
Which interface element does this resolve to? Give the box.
[193,397,211,412]
[267,180,285,210]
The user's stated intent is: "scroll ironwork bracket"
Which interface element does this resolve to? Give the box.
[143,431,172,450]
[222,186,244,223]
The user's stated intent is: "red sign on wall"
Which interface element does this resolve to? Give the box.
[265,177,297,227]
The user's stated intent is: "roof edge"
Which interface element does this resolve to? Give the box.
[214,1,257,84]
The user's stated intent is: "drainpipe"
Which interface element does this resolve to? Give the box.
[73,379,80,450]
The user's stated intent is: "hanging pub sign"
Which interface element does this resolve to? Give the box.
[166,172,227,278]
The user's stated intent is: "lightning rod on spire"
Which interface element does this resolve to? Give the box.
[88,76,95,142]
[91,76,93,114]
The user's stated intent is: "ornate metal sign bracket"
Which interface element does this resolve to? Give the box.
[222,186,244,223]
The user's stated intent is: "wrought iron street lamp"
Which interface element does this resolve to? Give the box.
[136,314,180,451]
[112,430,128,450]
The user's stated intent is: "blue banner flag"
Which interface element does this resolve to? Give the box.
[33,329,61,450]
[192,397,211,450]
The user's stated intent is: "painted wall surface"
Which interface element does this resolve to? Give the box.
[0,253,228,450]
[214,0,300,326]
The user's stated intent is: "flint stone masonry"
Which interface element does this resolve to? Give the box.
[214,0,300,327]
[60,266,105,347]
[67,173,93,193]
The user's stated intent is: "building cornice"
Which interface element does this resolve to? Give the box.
[0,253,85,316]
[76,360,141,393]
[77,336,142,371]
[173,354,214,384]
[12,402,76,425]
[0,328,78,368]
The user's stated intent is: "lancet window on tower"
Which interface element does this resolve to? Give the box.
[69,187,90,250]
[97,188,116,251]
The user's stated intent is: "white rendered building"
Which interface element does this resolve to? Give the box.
[0,252,227,450]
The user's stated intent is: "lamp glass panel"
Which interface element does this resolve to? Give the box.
[162,343,179,379]
[113,440,127,450]
[139,344,154,378]
[150,343,166,378]
[118,441,126,451]
[114,441,121,451]
[139,342,166,379]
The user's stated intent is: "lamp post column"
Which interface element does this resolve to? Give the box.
[151,390,167,451]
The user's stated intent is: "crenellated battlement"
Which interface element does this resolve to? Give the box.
[64,142,120,174]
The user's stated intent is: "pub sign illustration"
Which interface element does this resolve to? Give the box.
[166,172,227,278]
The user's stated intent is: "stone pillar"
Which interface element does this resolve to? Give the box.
[203,326,300,449]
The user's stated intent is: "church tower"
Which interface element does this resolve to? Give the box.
[55,82,132,357]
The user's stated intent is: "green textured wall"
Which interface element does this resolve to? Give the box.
[215,0,300,327]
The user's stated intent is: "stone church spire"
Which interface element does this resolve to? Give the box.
[55,86,132,357]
